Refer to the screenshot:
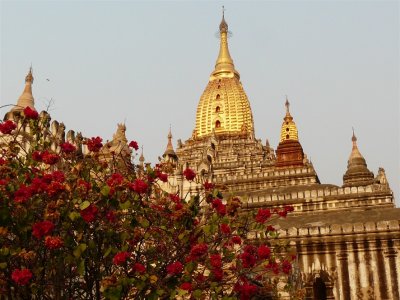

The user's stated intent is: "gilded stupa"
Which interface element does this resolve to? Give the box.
[194,12,254,139]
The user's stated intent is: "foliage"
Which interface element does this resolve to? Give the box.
[0,109,295,299]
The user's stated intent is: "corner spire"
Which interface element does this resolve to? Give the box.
[210,8,240,80]
[163,126,176,157]
[343,129,374,187]
[12,67,36,112]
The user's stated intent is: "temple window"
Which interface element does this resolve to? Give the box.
[215,120,221,128]
[216,94,220,100]
[216,106,220,113]
[286,134,289,139]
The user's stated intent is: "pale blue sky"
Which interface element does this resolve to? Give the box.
[1,1,399,205]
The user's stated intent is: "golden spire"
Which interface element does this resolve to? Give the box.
[194,10,254,138]
[280,96,299,142]
[12,67,36,112]
[210,7,240,80]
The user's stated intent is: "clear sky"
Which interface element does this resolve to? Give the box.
[1,1,399,205]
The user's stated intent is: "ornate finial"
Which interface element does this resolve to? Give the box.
[352,127,357,143]
[219,6,228,32]
[25,66,34,83]
[168,124,172,139]
[285,95,290,114]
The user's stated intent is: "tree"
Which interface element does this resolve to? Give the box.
[0,109,295,299]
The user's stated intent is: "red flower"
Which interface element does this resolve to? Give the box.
[236,281,258,300]
[156,171,168,182]
[128,140,139,150]
[212,199,226,216]
[87,137,103,152]
[166,261,183,275]
[284,205,294,212]
[113,251,130,265]
[266,261,280,274]
[60,142,76,153]
[203,181,214,190]
[11,268,32,286]
[133,263,146,273]
[32,151,43,162]
[45,236,64,249]
[255,208,271,223]
[257,245,271,259]
[128,179,148,194]
[46,181,65,197]
[212,268,223,282]
[107,173,124,187]
[23,106,39,119]
[50,171,65,183]
[80,204,98,223]
[0,179,8,185]
[190,243,208,259]
[266,225,275,232]
[282,260,292,274]
[77,179,91,193]
[210,254,222,268]
[278,210,287,218]
[220,224,231,235]
[0,120,17,134]
[183,168,196,181]
[41,150,59,165]
[175,202,183,211]
[238,251,257,268]
[14,185,32,203]
[32,221,55,239]
[106,210,117,223]
[231,235,242,245]
[0,158,7,165]
[169,194,180,203]
[180,282,192,291]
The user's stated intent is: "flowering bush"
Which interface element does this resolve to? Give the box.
[0,114,295,299]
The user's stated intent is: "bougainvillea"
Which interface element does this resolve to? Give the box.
[0,113,296,299]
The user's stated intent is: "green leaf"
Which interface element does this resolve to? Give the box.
[69,211,81,221]
[0,248,9,256]
[119,200,131,210]
[80,201,90,210]
[193,290,202,299]
[101,185,110,197]
[77,259,85,276]
[103,246,112,258]
[0,262,7,269]
[140,218,150,228]
[73,243,87,258]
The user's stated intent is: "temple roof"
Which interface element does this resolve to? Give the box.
[279,97,299,142]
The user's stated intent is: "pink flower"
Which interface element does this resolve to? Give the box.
[128,141,139,150]
[87,137,103,152]
[80,204,98,223]
[23,106,39,119]
[255,208,271,223]
[11,268,32,286]
[183,168,196,181]
[60,142,76,153]
[166,261,183,275]
[0,120,17,134]
[32,221,55,239]
[44,236,64,249]
[113,251,130,265]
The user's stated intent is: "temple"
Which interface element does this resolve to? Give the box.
[159,13,400,300]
